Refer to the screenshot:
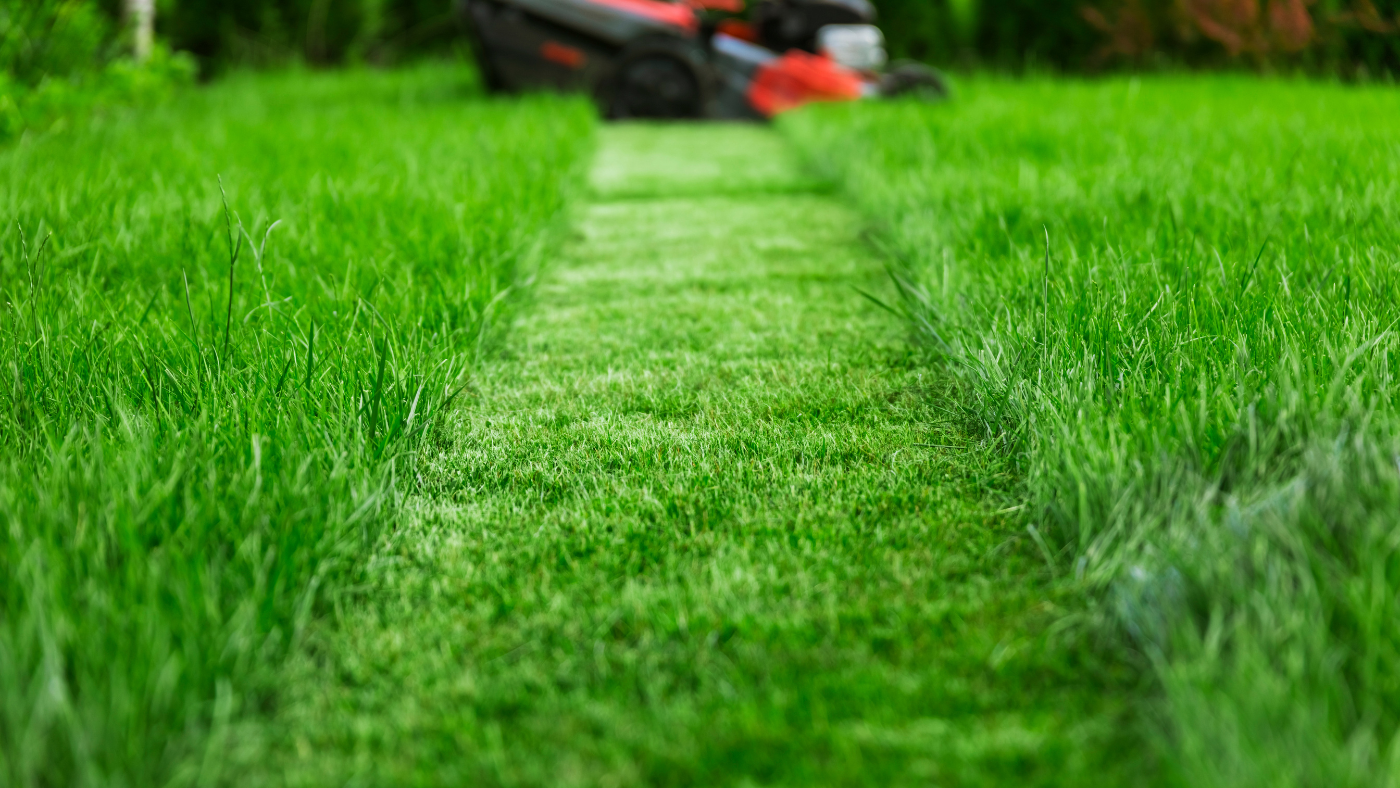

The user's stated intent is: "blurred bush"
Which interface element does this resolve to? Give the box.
[0,45,195,138]
[1,0,118,84]
[0,1,195,141]
[1076,0,1400,73]
[2,1,461,79]
[161,0,462,71]
[875,0,1400,75]
[871,0,967,64]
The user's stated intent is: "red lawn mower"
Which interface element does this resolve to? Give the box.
[455,0,948,119]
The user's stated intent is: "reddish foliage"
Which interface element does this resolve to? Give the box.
[1178,0,1316,55]
[1333,0,1396,34]
[1081,0,1157,59]
[1184,0,1260,55]
[1078,0,1400,63]
[1268,0,1315,51]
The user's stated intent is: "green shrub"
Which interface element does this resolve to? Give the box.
[0,0,116,84]
[872,0,966,63]
[874,0,1101,69]
[0,1,200,143]
[161,0,462,72]
[0,44,196,142]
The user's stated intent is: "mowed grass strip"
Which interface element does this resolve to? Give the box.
[784,78,1400,785]
[267,125,1155,787]
[0,65,591,786]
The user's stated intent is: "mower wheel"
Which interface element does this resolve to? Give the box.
[605,38,709,119]
[879,61,950,102]
[455,0,508,93]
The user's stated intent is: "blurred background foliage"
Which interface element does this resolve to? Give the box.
[0,1,194,140]
[160,0,462,70]
[2,0,1398,79]
[879,0,1400,75]
[1,0,120,85]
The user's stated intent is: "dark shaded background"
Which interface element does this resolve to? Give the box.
[3,0,1398,82]
[158,0,461,69]
[904,0,1400,74]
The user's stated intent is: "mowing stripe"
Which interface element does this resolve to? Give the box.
[265,123,1154,786]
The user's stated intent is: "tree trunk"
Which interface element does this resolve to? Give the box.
[127,0,155,62]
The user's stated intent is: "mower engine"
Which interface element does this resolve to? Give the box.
[455,0,946,119]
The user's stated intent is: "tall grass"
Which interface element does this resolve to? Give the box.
[784,78,1400,785]
[0,65,592,786]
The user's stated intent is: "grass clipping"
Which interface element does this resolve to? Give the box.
[783,77,1400,785]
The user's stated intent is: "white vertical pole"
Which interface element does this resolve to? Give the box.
[127,0,155,63]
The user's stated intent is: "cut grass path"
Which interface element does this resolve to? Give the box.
[267,124,1153,786]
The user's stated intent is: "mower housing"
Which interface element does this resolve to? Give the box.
[455,0,945,119]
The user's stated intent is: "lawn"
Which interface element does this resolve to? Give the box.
[257,124,1150,787]
[783,77,1400,786]
[0,65,592,785]
[4,64,1397,788]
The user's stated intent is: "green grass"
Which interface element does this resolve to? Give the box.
[252,123,1154,787]
[13,65,1384,787]
[782,77,1400,786]
[0,64,592,786]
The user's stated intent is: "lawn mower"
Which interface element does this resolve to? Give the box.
[454,0,948,119]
